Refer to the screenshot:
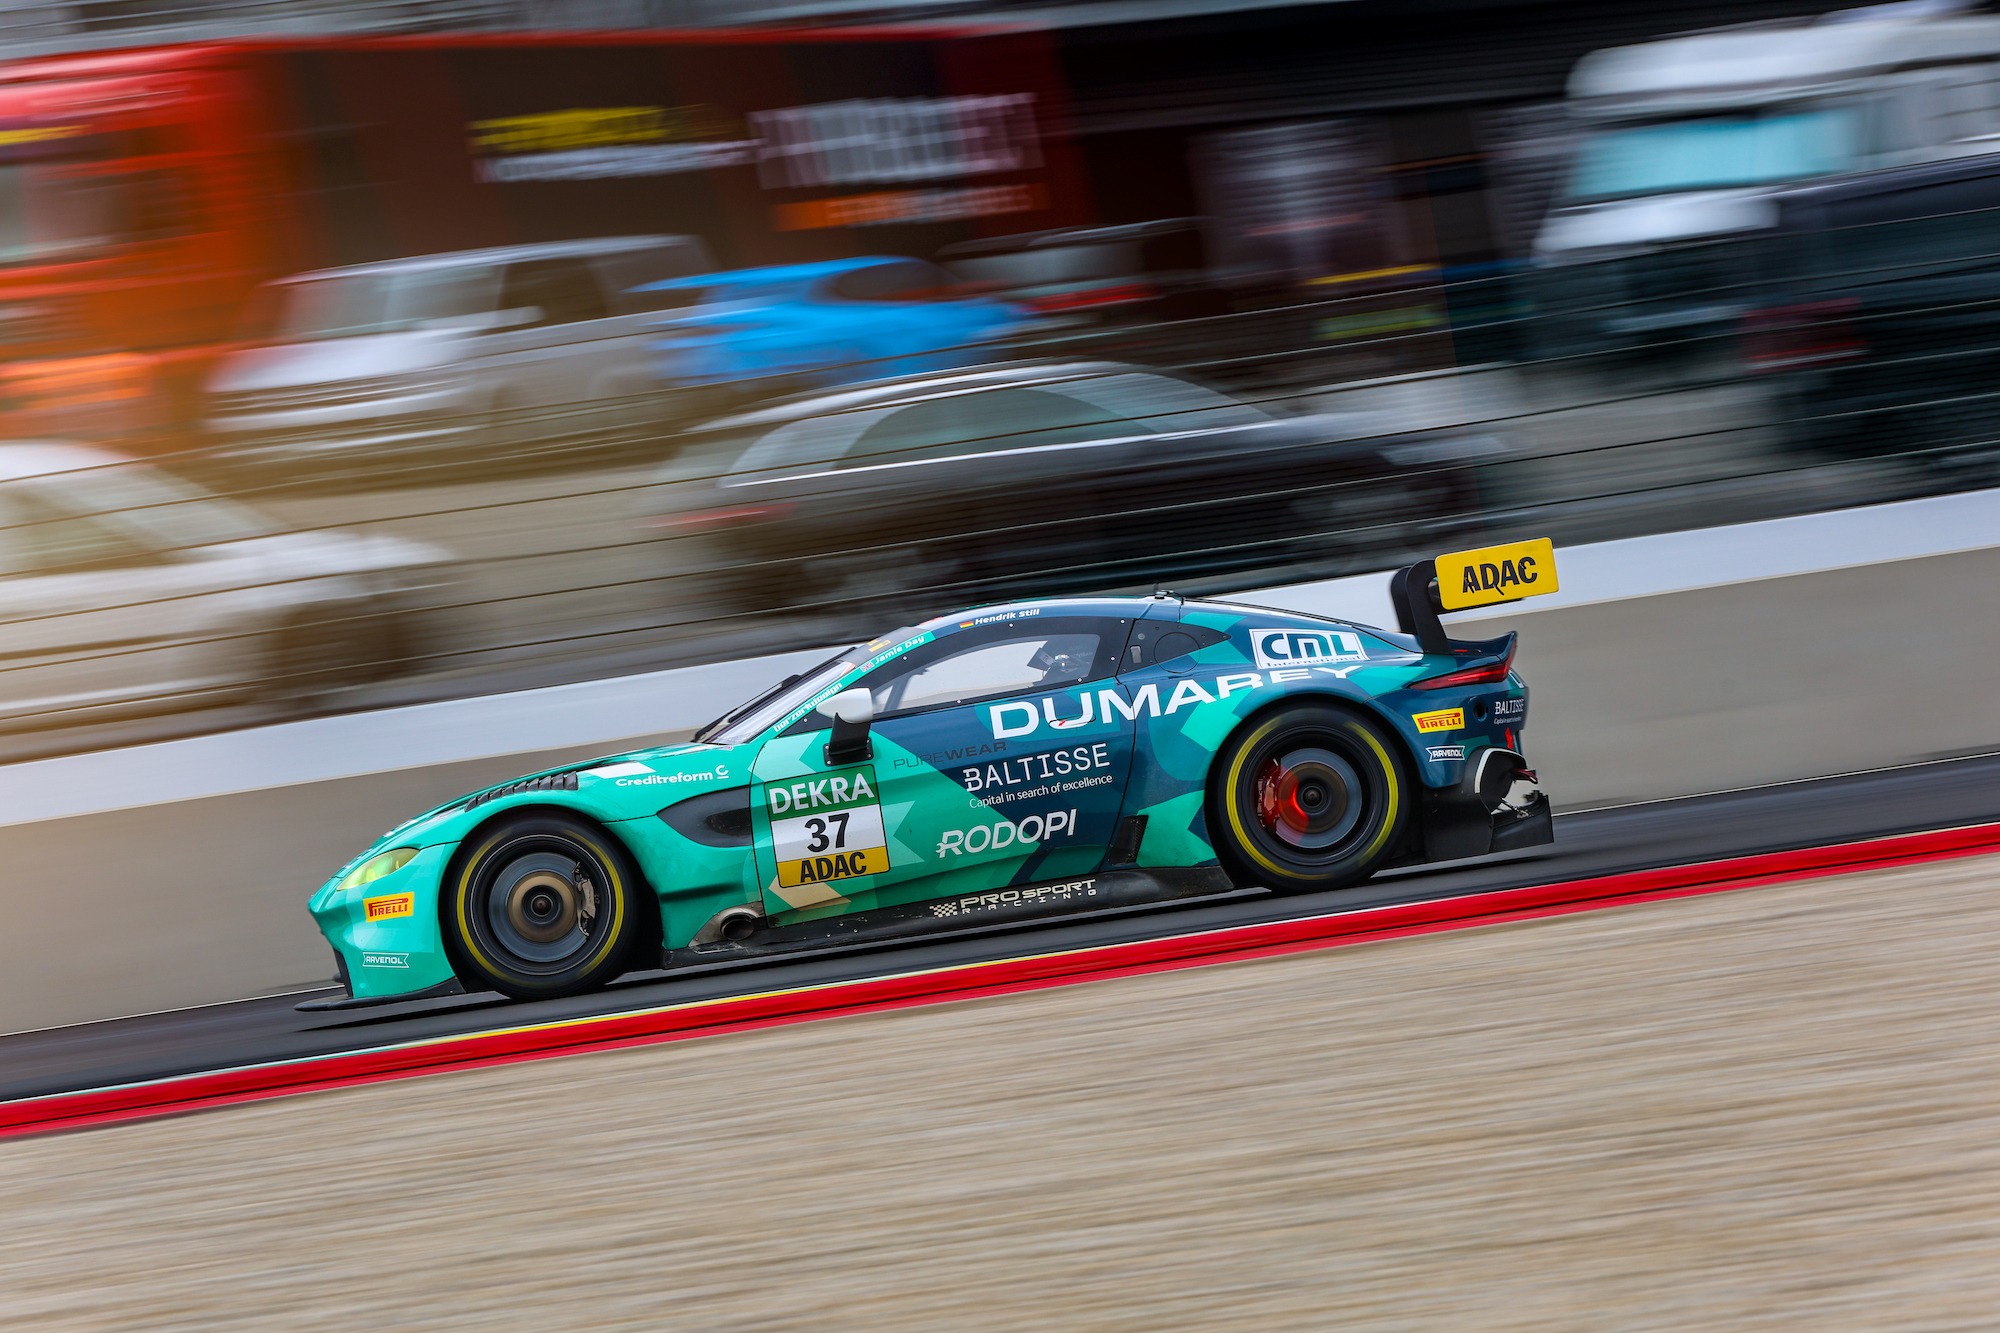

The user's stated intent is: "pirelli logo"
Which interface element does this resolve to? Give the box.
[1435,538,1558,612]
[364,892,415,922]
[1413,708,1464,734]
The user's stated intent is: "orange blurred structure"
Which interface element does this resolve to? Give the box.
[0,30,1086,446]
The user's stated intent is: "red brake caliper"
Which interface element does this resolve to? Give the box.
[1256,758,1282,831]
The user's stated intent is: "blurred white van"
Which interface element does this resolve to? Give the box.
[206,235,711,476]
[1535,4,2000,349]
[0,442,449,725]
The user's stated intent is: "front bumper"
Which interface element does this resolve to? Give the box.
[308,843,460,1001]
[297,975,466,1012]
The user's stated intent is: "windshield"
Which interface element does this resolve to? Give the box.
[260,266,498,343]
[1567,108,1860,204]
[698,647,859,746]
[0,164,130,265]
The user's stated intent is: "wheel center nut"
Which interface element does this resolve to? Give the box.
[506,870,580,943]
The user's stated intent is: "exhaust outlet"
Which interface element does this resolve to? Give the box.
[691,904,766,947]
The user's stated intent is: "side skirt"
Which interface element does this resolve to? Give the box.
[670,867,1236,964]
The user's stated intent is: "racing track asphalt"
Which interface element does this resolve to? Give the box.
[4,751,1997,1106]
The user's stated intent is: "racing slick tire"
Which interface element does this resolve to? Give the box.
[441,812,655,1000]
[1209,702,1411,895]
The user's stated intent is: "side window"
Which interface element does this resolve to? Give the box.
[1122,621,1230,673]
[0,493,23,575]
[884,634,1100,714]
[843,399,971,468]
[597,240,715,314]
[1927,66,2000,146]
[785,618,1129,731]
[499,258,610,326]
[9,489,163,573]
[726,408,894,479]
[828,260,954,303]
[1826,178,2000,278]
[1058,373,1268,431]
[840,389,1133,469]
[941,390,1132,451]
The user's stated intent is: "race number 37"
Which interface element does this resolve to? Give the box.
[766,765,891,888]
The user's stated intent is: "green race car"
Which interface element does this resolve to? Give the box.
[307,542,1559,1006]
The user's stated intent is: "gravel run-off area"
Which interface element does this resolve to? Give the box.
[4,852,2000,1330]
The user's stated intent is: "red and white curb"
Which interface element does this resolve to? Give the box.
[5,821,1997,1141]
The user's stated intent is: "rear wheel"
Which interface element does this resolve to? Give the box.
[442,812,652,999]
[1209,703,1410,894]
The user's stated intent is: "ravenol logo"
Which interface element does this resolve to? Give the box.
[1251,628,1367,670]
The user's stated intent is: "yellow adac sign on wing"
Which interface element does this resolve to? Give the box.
[1435,538,1558,612]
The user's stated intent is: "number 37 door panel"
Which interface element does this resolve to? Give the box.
[747,617,1139,920]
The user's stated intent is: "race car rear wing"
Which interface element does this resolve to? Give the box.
[1390,538,1558,655]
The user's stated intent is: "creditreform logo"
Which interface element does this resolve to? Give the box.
[1250,628,1367,670]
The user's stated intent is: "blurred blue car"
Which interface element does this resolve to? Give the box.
[638,256,1031,392]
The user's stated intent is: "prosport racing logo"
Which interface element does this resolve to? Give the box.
[928,878,1097,919]
[1250,628,1367,670]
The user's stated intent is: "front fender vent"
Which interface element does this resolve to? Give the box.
[659,787,754,847]
[464,771,580,810]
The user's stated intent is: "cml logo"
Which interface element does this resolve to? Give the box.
[1251,628,1367,670]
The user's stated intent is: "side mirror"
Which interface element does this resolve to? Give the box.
[816,687,875,765]
[815,687,874,724]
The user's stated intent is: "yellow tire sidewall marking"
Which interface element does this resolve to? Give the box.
[1222,713,1402,880]
[452,825,628,980]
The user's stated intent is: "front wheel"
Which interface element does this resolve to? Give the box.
[1209,703,1411,895]
[442,813,653,999]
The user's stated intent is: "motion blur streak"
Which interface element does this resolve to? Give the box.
[5,852,1998,1327]
[6,819,1996,1140]
[0,1,1995,757]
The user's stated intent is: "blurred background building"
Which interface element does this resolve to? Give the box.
[0,0,1993,755]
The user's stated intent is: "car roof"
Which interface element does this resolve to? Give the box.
[907,593,1363,637]
[1571,14,2000,114]
[691,360,1168,433]
[272,236,700,285]
[0,439,140,481]
[937,218,1197,258]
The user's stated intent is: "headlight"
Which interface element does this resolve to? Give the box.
[337,847,418,893]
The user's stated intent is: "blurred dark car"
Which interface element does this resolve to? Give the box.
[1748,153,2000,474]
[938,220,1230,325]
[645,361,1501,612]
